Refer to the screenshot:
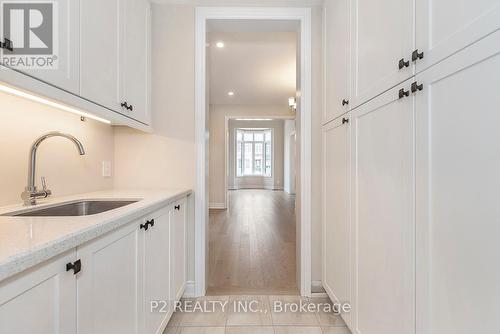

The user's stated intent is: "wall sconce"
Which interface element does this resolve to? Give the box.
[288,97,296,110]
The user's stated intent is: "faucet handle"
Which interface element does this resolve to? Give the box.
[41,176,47,191]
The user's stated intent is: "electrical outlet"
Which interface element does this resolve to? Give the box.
[102,161,112,177]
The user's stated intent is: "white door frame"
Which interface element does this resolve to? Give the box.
[195,6,312,296]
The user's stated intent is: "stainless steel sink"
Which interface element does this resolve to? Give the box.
[6,200,138,217]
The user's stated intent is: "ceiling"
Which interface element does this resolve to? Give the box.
[151,0,324,6]
[208,29,297,105]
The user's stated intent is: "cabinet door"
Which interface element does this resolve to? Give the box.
[77,221,142,334]
[80,0,121,111]
[324,0,351,123]
[322,116,351,326]
[121,0,151,124]
[0,0,80,93]
[351,81,415,334]
[415,30,500,334]
[416,0,500,72]
[172,199,187,301]
[351,0,414,107]
[143,207,172,334]
[0,250,77,334]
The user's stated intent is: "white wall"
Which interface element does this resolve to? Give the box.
[113,3,197,283]
[114,2,324,287]
[284,119,296,194]
[208,104,294,207]
[227,119,285,191]
[0,91,114,207]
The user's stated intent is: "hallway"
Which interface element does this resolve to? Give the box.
[208,190,297,295]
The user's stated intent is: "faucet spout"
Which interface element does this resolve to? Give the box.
[23,131,86,206]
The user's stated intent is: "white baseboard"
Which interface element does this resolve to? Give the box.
[230,185,284,190]
[183,280,196,298]
[209,202,226,209]
[311,280,328,297]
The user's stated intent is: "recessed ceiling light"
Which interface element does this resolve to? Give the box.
[216,41,225,48]
[228,91,234,96]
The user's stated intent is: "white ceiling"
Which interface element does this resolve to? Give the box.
[151,0,324,6]
[208,29,297,105]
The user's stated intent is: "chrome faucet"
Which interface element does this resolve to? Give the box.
[21,132,85,206]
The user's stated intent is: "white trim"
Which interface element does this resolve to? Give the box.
[209,202,226,209]
[182,280,196,298]
[195,6,312,297]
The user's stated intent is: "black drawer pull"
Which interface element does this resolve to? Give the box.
[0,38,13,51]
[140,222,149,231]
[147,219,155,228]
[175,205,181,210]
[342,99,349,106]
[342,117,349,124]
[412,49,424,62]
[66,259,82,275]
[398,58,410,69]
[411,82,423,93]
[120,102,133,111]
[398,88,410,99]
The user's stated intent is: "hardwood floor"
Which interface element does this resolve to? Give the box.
[207,190,298,295]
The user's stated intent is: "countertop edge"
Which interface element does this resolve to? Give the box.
[0,189,192,283]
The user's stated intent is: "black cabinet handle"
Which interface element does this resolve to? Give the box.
[66,259,82,275]
[398,58,410,69]
[175,205,181,210]
[398,88,410,99]
[342,99,349,106]
[412,49,424,62]
[411,82,423,93]
[147,219,155,228]
[0,38,13,51]
[120,102,133,111]
[140,222,149,231]
[342,117,349,124]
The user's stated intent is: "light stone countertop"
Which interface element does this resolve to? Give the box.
[0,188,191,282]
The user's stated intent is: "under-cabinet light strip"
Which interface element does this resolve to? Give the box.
[0,84,111,124]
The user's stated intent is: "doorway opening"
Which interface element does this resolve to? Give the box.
[195,7,312,297]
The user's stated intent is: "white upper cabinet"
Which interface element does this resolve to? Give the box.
[416,0,500,71]
[351,80,415,334]
[415,30,500,334]
[80,0,150,124]
[324,0,351,123]
[322,115,351,327]
[80,0,121,112]
[121,0,151,124]
[0,0,80,94]
[350,0,415,108]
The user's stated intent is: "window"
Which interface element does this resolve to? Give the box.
[236,129,272,177]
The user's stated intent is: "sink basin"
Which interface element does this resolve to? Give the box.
[5,200,139,217]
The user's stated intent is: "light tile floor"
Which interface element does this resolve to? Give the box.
[164,295,352,334]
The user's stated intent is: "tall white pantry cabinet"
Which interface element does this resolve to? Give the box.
[322,1,500,334]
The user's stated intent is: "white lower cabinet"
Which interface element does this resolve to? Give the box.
[415,29,500,334]
[0,197,188,334]
[0,251,77,334]
[171,198,187,302]
[143,207,172,333]
[350,81,415,334]
[322,115,351,326]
